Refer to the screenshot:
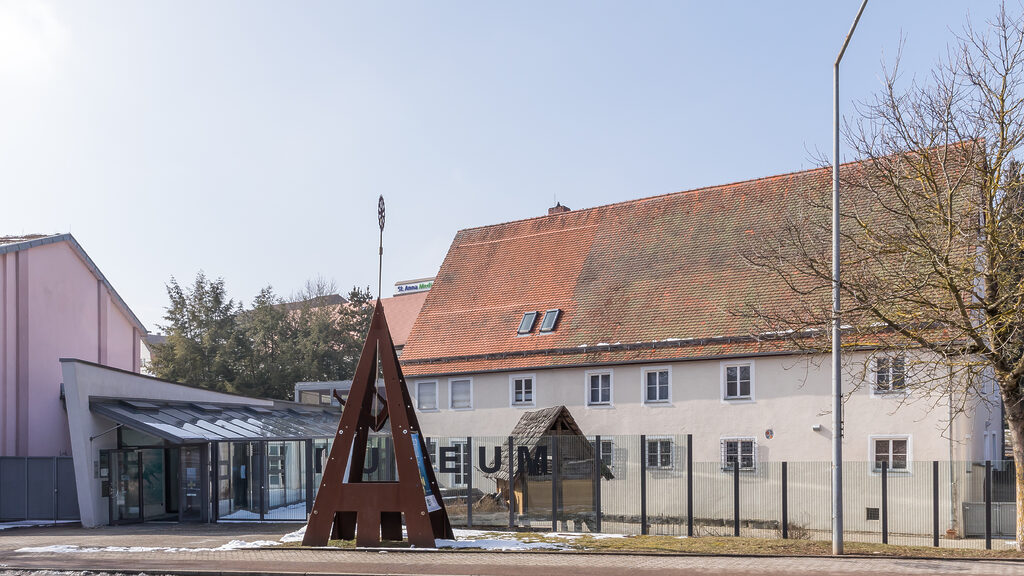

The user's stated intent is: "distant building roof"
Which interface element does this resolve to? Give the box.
[379,291,429,349]
[0,233,147,334]
[400,164,848,376]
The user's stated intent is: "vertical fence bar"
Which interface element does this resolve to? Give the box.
[932,460,939,547]
[781,461,788,539]
[260,441,267,522]
[733,460,740,537]
[985,460,992,550]
[52,457,58,524]
[594,435,602,533]
[466,436,473,529]
[686,434,693,538]
[881,461,888,545]
[304,439,314,517]
[640,435,647,535]
[508,436,515,530]
[551,436,559,532]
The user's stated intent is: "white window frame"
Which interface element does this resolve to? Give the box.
[448,378,474,410]
[585,370,614,407]
[645,437,674,470]
[871,355,909,396]
[641,366,672,405]
[415,380,439,412]
[721,361,755,403]
[509,373,536,407]
[868,434,912,474]
[720,437,758,471]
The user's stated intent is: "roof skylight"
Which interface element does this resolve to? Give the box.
[518,311,538,334]
[539,309,561,332]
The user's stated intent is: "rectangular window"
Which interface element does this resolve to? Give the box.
[721,438,756,471]
[600,439,615,472]
[646,438,673,469]
[539,309,561,332]
[875,356,907,392]
[517,312,538,335]
[587,372,612,405]
[873,437,909,472]
[724,364,752,400]
[450,379,472,409]
[643,368,670,403]
[268,443,285,486]
[417,381,438,411]
[511,376,534,406]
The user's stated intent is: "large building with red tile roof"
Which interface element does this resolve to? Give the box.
[400,162,1000,468]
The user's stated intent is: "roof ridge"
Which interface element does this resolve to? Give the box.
[455,163,833,234]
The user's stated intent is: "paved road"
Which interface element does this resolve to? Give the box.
[0,524,1022,576]
[2,549,1024,576]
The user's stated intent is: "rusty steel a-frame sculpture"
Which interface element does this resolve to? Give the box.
[302,300,454,547]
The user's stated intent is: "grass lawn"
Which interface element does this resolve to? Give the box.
[283,531,1024,559]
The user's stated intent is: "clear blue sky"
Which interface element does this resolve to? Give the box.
[0,1,1004,331]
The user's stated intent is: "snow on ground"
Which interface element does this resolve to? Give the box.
[280,526,306,543]
[16,540,282,554]
[541,532,626,540]
[434,537,563,550]
[219,502,307,521]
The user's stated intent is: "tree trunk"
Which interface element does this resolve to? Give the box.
[1000,378,1024,550]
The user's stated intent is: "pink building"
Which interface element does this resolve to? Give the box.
[0,234,146,457]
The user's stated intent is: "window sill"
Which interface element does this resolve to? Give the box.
[417,408,440,413]
[586,403,615,409]
[511,403,536,408]
[643,400,672,406]
[722,396,754,403]
[449,406,474,411]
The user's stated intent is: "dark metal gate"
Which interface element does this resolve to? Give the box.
[0,456,79,522]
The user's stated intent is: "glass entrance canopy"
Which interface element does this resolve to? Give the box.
[90,398,341,443]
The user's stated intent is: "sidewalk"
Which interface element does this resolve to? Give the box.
[0,524,1022,576]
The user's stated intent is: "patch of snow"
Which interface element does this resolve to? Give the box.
[280,525,306,543]
[17,540,282,554]
[220,501,307,521]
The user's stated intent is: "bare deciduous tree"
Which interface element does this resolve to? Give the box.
[743,5,1024,547]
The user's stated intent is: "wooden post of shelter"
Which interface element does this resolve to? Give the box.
[301,301,454,547]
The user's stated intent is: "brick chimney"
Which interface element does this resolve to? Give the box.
[548,202,571,215]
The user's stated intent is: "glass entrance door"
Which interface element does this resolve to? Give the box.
[180,445,207,522]
[107,449,142,524]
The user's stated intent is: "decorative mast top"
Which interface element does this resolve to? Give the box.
[378,195,385,300]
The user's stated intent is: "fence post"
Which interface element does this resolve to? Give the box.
[508,436,515,529]
[52,457,58,524]
[260,441,267,522]
[466,437,473,529]
[640,435,647,535]
[781,461,788,539]
[304,439,314,518]
[594,435,602,533]
[686,434,693,538]
[932,460,939,547]
[881,461,888,545]
[733,459,740,537]
[985,460,992,550]
[551,436,559,532]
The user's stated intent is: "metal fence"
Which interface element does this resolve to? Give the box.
[204,433,1018,550]
[0,456,79,522]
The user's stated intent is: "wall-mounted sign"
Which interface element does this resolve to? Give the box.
[395,279,434,294]
[765,429,774,440]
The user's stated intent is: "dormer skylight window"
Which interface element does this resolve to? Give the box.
[518,311,538,335]
[539,309,561,332]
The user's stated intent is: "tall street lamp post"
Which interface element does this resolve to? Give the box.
[833,0,868,556]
